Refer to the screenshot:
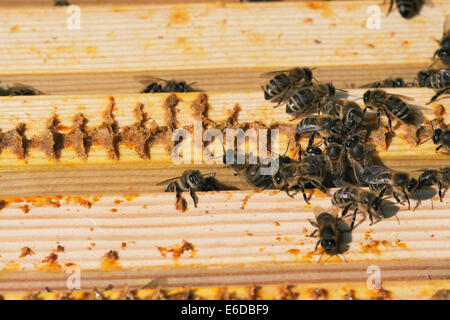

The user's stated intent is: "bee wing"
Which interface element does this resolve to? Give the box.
[134,75,168,84]
[11,83,45,95]
[388,93,415,102]
[269,85,300,103]
[358,165,393,185]
[156,176,182,186]
[259,70,290,78]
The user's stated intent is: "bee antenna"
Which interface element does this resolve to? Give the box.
[202,172,216,177]
[353,97,363,102]
[420,137,432,145]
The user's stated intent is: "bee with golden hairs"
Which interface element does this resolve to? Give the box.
[157,170,222,207]
[307,207,349,263]
[361,77,410,89]
[362,89,414,131]
[418,167,450,202]
[0,82,44,96]
[296,115,344,139]
[137,76,198,93]
[261,67,315,104]
[332,184,386,229]
[317,97,364,131]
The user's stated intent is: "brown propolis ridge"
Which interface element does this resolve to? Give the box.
[89,97,119,160]
[64,113,89,160]
[30,116,64,160]
[0,123,28,159]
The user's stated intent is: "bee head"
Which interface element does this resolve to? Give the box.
[306,146,322,155]
[346,109,363,128]
[187,170,203,188]
[363,91,371,105]
[435,48,450,61]
[330,119,343,134]
[345,135,359,148]
[321,239,337,253]
[272,172,285,189]
[433,129,442,144]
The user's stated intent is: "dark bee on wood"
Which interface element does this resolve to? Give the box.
[223,148,275,191]
[284,83,336,115]
[418,167,449,202]
[332,185,386,229]
[157,170,222,207]
[361,77,410,88]
[360,165,420,210]
[138,76,198,93]
[307,209,348,263]
[323,135,346,182]
[272,134,327,203]
[416,69,449,89]
[362,89,414,131]
[433,31,450,66]
[386,0,427,19]
[344,135,374,185]
[260,67,315,103]
[420,122,450,152]
[0,83,44,96]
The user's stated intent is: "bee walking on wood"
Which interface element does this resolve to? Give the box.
[157,170,221,207]
[418,167,449,202]
[345,135,374,185]
[137,76,198,93]
[261,67,315,104]
[360,77,410,88]
[416,69,449,89]
[323,135,346,182]
[362,89,413,131]
[332,185,386,229]
[307,208,349,263]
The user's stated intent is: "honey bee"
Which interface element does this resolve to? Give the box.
[54,0,70,5]
[223,149,275,191]
[361,77,410,88]
[285,83,336,115]
[260,67,315,103]
[0,83,44,96]
[157,170,221,207]
[296,115,344,138]
[416,69,449,89]
[433,31,450,66]
[420,121,450,152]
[362,89,414,131]
[307,209,348,262]
[418,167,449,201]
[359,165,420,210]
[318,97,364,130]
[332,185,386,229]
[273,135,327,202]
[137,77,198,93]
[386,0,426,19]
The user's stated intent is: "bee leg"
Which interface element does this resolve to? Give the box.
[299,184,310,204]
[313,240,320,252]
[392,192,404,205]
[438,181,443,202]
[306,228,318,238]
[427,87,450,105]
[189,188,199,208]
[341,203,352,217]
[435,144,443,152]
[368,211,374,225]
[165,181,179,193]
[403,191,411,210]
[382,108,393,132]
[350,208,358,231]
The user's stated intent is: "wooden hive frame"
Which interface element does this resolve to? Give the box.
[0,0,449,299]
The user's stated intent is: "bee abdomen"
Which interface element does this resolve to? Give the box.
[264,74,291,100]
[386,97,410,120]
[286,89,315,114]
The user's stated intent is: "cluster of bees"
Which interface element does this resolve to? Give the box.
[157,61,449,261]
